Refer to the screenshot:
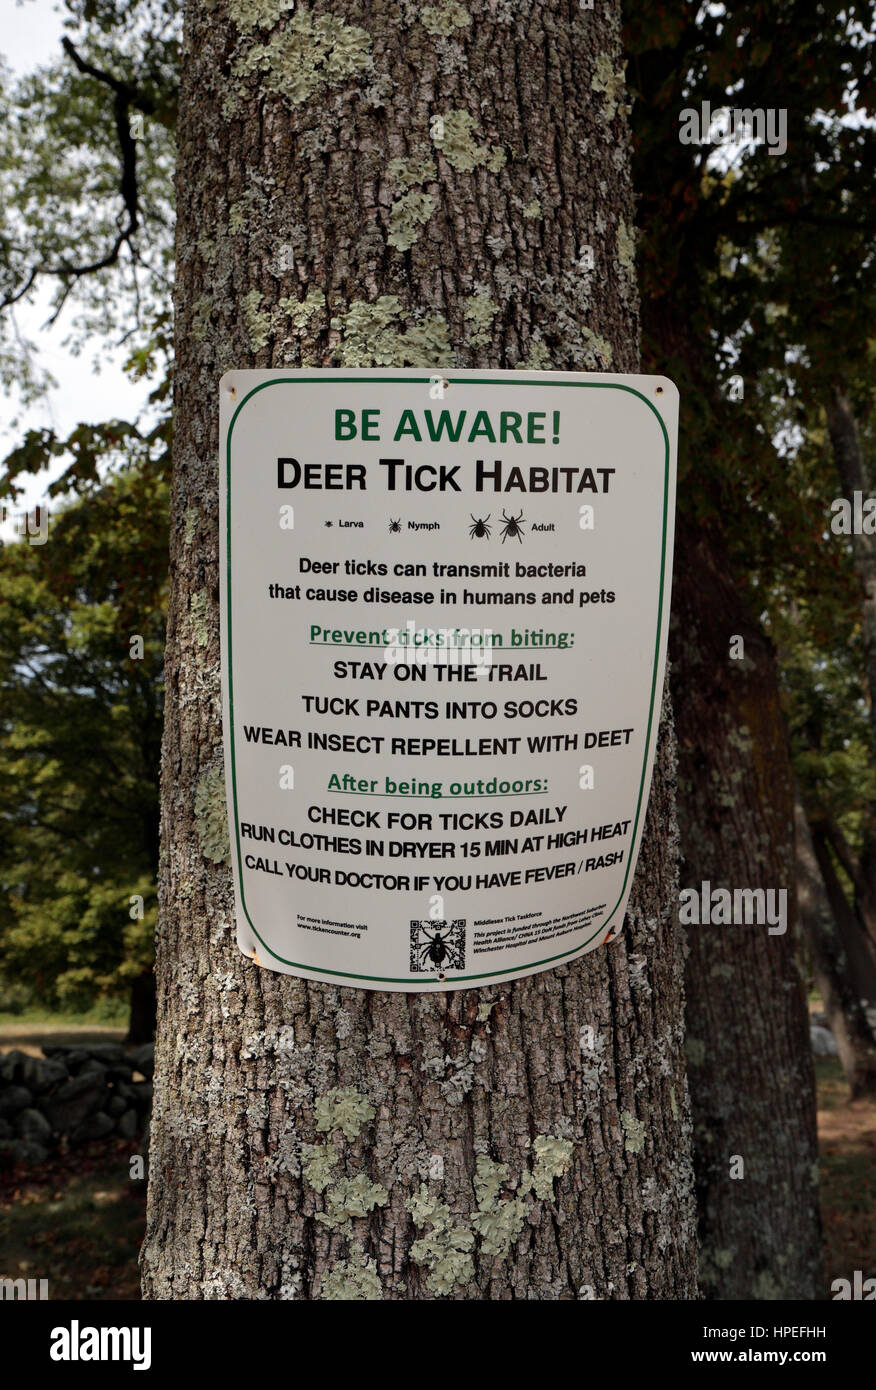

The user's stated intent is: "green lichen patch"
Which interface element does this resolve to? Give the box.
[406,1185,475,1295]
[189,588,210,648]
[316,1173,389,1232]
[330,296,403,365]
[183,506,199,546]
[302,1143,338,1193]
[191,296,213,342]
[401,315,453,366]
[228,0,296,34]
[242,288,272,351]
[617,218,636,276]
[464,292,499,347]
[330,296,452,367]
[387,151,437,191]
[387,191,436,251]
[431,109,505,174]
[421,1,471,36]
[530,1135,573,1198]
[579,326,613,369]
[321,1248,382,1301]
[621,1110,646,1154]
[277,287,325,330]
[516,339,553,370]
[233,11,373,108]
[473,1152,507,1208]
[590,53,629,122]
[476,1000,494,1022]
[471,1155,527,1256]
[471,1199,527,1256]
[194,766,230,865]
[315,1085,375,1140]
[523,197,542,219]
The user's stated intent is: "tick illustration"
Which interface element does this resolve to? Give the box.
[417,923,456,971]
[469,514,491,539]
[388,518,402,533]
[500,510,526,543]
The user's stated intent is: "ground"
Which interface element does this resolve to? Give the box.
[0,1028,872,1299]
[0,1138,146,1299]
[0,1023,145,1300]
[815,1056,876,1290]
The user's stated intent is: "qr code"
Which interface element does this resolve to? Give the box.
[409,919,466,973]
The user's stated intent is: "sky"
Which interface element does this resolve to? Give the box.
[1,0,150,537]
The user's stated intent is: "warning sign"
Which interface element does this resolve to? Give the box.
[219,369,677,991]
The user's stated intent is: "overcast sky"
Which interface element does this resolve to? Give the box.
[2,0,149,534]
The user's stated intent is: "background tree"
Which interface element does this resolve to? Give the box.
[0,429,168,1040]
[140,0,697,1300]
[0,0,177,1038]
[624,0,875,1295]
[0,0,177,403]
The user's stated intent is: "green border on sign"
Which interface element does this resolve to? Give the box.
[224,376,672,985]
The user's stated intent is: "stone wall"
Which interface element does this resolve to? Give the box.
[0,1042,153,1166]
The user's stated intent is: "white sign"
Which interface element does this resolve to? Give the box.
[219,369,677,991]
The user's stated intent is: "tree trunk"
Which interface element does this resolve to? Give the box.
[672,524,823,1300]
[824,388,876,931]
[808,822,876,1013]
[796,796,876,1099]
[825,390,876,752]
[141,0,697,1299]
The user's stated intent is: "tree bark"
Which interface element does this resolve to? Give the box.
[826,390,876,753]
[671,524,823,1300]
[808,822,876,1011]
[141,0,696,1299]
[824,388,876,933]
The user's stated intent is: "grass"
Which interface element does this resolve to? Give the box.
[0,1002,128,1031]
[0,1005,128,1055]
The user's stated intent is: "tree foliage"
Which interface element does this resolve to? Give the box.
[0,435,168,1011]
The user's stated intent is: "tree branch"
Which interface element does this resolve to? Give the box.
[0,38,156,315]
